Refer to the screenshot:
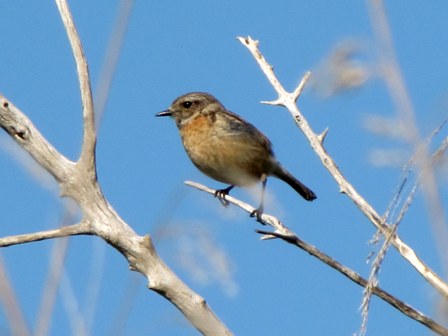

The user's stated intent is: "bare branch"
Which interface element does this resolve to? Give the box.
[433,137,448,165]
[237,35,448,298]
[368,0,448,273]
[185,181,293,237]
[55,0,96,169]
[0,96,75,189]
[185,181,448,335]
[0,3,232,334]
[0,87,230,336]
[185,180,448,334]
[0,104,231,335]
[256,230,448,336]
[361,221,399,335]
[237,36,288,98]
[0,223,90,248]
[292,71,311,101]
[361,167,419,334]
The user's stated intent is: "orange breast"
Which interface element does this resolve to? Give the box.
[179,114,272,186]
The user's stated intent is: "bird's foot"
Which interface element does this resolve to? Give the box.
[250,207,265,224]
[214,186,234,207]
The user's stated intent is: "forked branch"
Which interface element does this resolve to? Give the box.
[0,1,231,335]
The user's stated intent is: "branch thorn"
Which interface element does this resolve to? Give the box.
[318,127,330,143]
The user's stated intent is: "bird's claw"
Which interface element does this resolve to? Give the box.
[250,207,265,224]
[214,189,230,207]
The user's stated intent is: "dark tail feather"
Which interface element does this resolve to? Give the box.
[272,164,317,201]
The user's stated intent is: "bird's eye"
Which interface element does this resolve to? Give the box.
[182,101,192,109]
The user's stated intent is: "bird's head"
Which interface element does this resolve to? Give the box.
[156,92,224,128]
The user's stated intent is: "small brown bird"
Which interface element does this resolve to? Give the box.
[156,92,316,218]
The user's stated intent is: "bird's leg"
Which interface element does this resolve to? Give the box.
[250,176,267,223]
[214,185,234,207]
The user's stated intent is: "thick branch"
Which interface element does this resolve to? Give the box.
[0,99,231,336]
[0,96,75,189]
[0,2,232,334]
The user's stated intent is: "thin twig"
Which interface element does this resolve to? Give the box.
[360,221,399,336]
[292,71,312,101]
[362,180,419,331]
[360,168,412,334]
[185,180,293,237]
[368,0,448,275]
[0,223,91,248]
[256,230,448,336]
[433,137,448,165]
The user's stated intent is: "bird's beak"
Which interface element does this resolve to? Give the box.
[155,109,172,117]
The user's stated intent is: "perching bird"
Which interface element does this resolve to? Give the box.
[156,92,316,218]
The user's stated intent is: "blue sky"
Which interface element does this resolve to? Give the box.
[0,1,447,335]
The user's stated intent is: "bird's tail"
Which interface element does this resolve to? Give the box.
[272,164,317,201]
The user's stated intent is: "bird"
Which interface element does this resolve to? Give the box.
[156,92,316,219]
